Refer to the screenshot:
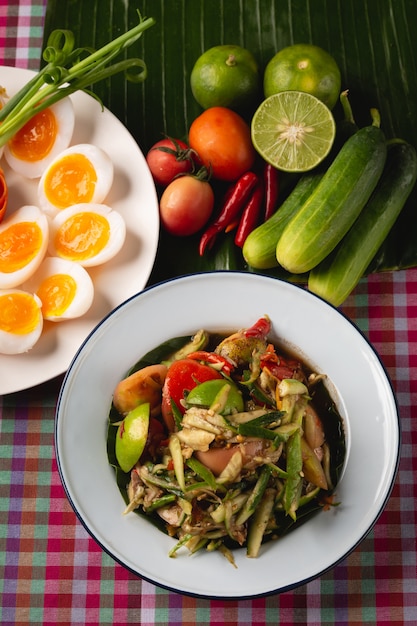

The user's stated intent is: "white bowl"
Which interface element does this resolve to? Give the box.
[55,272,400,599]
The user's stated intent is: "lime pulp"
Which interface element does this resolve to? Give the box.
[251,91,336,173]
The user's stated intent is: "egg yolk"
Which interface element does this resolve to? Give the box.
[0,221,44,273]
[43,153,98,209]
[36,273,77,317]
[54,212,110,261]
[0,291,41,334]
[9,108,57,161]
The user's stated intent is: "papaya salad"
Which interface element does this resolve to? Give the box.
[107,315,345,564]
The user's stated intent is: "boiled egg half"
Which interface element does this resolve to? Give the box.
[38,143,114,217]
[0,204,49,289]
[0,289,43,354]
[23,256,95,322]
[48,203,126,267]
[4,97,75,179]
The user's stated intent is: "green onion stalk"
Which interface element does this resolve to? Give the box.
[0,10,155,147]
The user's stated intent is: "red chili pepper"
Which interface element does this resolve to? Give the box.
[186,350,234,375]
[260,344,302,379]
[263,163,280,221]
[243,315,271,338]
[234,181,264,248]
[199,171,259,255]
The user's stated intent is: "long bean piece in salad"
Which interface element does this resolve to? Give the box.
[107,316,345,564]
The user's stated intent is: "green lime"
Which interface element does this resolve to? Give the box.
[263,44,341,110]
[190,44,260,110]
[185,379,244,415]
[251,91,336,173]
[115,402,150,473]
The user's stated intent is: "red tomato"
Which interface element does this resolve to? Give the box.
[161,358,223,432]
[159,175,214,236]
[146,138,194,187]
[188,107,256,182]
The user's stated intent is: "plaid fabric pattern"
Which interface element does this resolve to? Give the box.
[0,3,416,624]
[0,0,46,70]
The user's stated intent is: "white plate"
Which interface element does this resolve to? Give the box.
[55,272,400,599]
[0,66,159,395]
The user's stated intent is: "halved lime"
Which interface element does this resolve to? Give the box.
[251,91,336,173]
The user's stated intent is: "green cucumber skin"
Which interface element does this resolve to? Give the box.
[242,172,324,269]
[276,124,387,274]
[308,141,417,306]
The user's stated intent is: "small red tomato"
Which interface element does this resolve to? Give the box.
[146,137,194,187]
[188,107,256,182]
[159,174,214,236]
[161,358,223,432]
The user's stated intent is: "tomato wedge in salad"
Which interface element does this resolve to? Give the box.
[161,357,223,431]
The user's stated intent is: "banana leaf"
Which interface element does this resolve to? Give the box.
[43,0,417,284]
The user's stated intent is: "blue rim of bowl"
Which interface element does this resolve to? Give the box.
[54,270,401,599]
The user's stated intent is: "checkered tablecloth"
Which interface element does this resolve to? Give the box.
[0,2,416,624]
[0,0,45,70]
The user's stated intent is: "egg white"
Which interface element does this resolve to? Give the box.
[38,143,114,217]
[4,97,75,179]
[48,203,126,267]
[0,205,49,289]
[0,289,43,354]
[23,256,95,322]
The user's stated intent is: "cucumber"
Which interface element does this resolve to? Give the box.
[242,94,358,271]
[276,116,387,274]
[242,171,324,269]
[308,140,417,306]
